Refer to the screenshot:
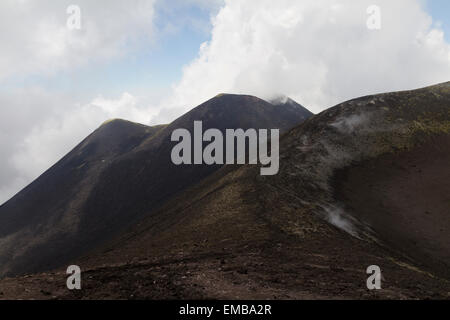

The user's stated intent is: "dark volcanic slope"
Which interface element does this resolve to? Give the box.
[1,84,448,300]
[0,119,162,277]
[3,83,446,300]
[85,94,312,215]
[0,94,311,278]
[84,94,312,225]
[335,134,450,276]
[267,81,450,276]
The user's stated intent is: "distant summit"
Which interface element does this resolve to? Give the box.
[0,93,312,278]
[269,95,313,122]
[0,84,449,299]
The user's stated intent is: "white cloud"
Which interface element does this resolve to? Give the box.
[0,87,65,203]
[0,90,155,204]
[0,0,156,81]
[165,0,450,114]
[11,92,152,178]
[0,0,158,204]
[1,0,450,204]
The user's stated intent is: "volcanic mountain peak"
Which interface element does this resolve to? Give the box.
[47,82,447,300]
[101,118,136,126]
[0,85,449,299]
[270,96,312,121]
[137,93,311,150]
[270,95,301,106]
[277,97,302,108]
[187,93,280,114]
[194,93,308,114]
[0,93,312,278]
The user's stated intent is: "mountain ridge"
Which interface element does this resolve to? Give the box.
[0,94,311,278]
[0,83,448,299]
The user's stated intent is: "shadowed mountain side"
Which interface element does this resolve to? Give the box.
[82,94,313,233]
[334,134,450,276]
[0,119,162,276]
[266,81,450,277]
[11,82,445,300]
[1,83,448,299]
[0,94,312,278]
[2,163,448,300]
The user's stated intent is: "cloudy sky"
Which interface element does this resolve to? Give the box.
[0,0,449,204]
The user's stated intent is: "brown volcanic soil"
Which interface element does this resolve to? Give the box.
[0,83,449,300]
[334,134,450,277]
[0,165,448,300]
